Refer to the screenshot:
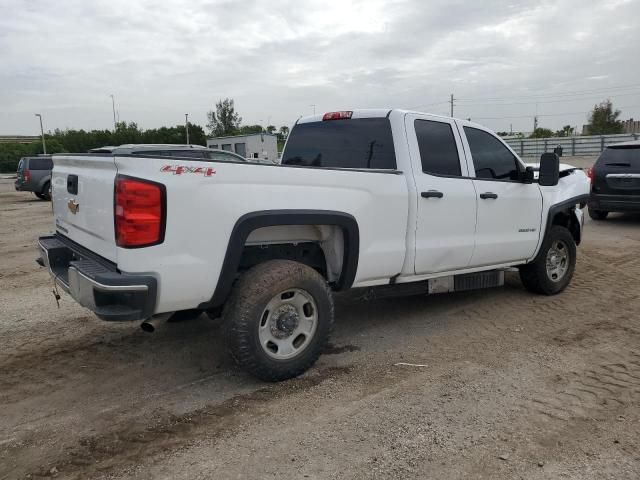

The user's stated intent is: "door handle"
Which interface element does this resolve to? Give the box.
[421,190,444,199]
[479,192,498,199]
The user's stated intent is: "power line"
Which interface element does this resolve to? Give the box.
[456,82,640,102]
[470,103,640,120]
[456,91,640,107]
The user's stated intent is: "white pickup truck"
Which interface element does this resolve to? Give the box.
[38,109,590,380]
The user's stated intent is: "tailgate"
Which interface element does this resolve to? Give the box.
[52,155,117,262]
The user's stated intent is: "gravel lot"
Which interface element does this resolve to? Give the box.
[1,157,640,479]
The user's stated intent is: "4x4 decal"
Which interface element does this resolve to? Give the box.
[160,165,216,176]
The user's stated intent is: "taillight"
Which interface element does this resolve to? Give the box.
[587,167,594,185]
[23,170,31,182]
[114,175,165,248]
[322,111,353,121]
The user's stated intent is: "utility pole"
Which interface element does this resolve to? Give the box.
[35,113,46,154]
[310,104,316,115]
[110,94,117,130]
[185,113,190,145]
[449,94,455,117]
[533,115,538,132]
[510,123,513,135]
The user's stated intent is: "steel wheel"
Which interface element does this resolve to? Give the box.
[546,239,569,282]
[258,288,318,360]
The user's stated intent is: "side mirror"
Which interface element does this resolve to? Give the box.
[522,166,535,184]
[539,153,560,186]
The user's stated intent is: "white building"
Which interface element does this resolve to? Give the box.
[207,133,278,162]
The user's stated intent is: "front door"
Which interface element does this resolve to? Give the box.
[459,123,543,267]
[405,113,477,274]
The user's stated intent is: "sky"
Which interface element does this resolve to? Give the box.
[1,0,639,136]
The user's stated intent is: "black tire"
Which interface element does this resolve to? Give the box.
[588,207,608,220]
[35,192,45,200]
[519,225,576,295]
[41,182,51,201]
[223,260,334,381]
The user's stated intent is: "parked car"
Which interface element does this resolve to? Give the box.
[37,109,589,381]
[587,140,640,219]
[89,144,247,162]
[15,155,53,200]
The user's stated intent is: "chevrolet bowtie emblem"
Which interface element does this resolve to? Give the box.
[67,199,80,214]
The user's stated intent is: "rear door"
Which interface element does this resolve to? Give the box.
[460,124,542,267]
[52,155,118,261]
[405,113,477,274]
[592,146,640,195]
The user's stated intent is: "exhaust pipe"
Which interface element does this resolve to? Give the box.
[140,313,172,333]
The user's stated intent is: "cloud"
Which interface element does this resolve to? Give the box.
[1,0,639,135]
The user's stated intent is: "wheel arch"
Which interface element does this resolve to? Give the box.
[199,210,359,309]
[531,194,588,260]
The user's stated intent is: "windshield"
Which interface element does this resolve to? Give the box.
[282,118,397,169]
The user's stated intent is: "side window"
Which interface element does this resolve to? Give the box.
[415,120,461,176]
[464,127,519,180]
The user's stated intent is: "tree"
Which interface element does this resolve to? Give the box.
[278,126,289,141]
[587,99,623,135]
[206,98,242,137]
[238,125,263,135]
[266,125,276,134]
[529,127,554,139]
[555,125,574,137]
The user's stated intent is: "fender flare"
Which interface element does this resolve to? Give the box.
[198,210,360,309]
[532,194,588,259]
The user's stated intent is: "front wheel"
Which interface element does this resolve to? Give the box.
[519,225,576,295]
[223,260,334,381]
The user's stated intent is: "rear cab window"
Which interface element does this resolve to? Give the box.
[282,118,397,169]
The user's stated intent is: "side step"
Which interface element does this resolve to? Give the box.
[363,270,505,300]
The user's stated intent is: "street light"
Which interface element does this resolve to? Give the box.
[110,94,117,130]
[185,113,190,145]
[35,114,46,154]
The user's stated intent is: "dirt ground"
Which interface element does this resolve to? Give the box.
[1,157,639,479]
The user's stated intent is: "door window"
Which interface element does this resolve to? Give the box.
[415,120,461,176]
[464,127,519,180]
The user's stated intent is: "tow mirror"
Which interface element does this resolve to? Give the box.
[539,153,560,186]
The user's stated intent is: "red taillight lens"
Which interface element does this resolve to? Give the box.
[23,170,31,182]
[587,167,594,185]
[322,111,353,121]
[114,176,165,248]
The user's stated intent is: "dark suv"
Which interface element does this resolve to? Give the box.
[588,141,640,220]
[15,155,53,200]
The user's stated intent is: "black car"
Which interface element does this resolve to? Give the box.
[587,141,640,220]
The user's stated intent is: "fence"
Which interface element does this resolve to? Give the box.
[505,133,639,158]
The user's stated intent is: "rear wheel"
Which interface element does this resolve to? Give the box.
[223,260,334,381]
[588,207,608,220]
[519,225,576,295]
[40,181,51,201]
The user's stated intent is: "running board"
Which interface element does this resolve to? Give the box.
[363,270,505,300]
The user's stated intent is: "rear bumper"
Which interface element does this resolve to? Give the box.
[37,235,157,321]
[589,193,640,212]
[15,180,30,191]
